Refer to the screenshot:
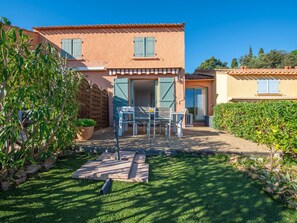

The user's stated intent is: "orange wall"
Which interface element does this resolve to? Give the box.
[185,80,214,116]
[35,26,184,69]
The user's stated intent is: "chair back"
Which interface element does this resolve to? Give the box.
[134,106,150,120]
[155,107,171,121]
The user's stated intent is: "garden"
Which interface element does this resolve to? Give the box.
[1,17,297,222]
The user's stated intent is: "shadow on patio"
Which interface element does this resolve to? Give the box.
[75,126,270,156]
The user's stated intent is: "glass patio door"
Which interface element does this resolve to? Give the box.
[185,88,207,121]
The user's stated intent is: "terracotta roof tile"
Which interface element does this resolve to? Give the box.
[228,68,297,76]
[33,23,185,31]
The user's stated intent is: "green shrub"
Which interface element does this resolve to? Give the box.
[75,119,96,127]
[0,18,81,170]
[213,101,297,156]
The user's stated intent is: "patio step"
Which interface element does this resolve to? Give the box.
[93,159,133,181]
[96,152,115,161]
[127,163,149,183]
[113,151,136,161]
[72,160,102,180]
[133,154,146,164]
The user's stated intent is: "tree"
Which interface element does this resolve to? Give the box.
[291,50,297,56]
[231,58,239,68]
[258,48,264,56]
[197,56,228,70]
[283,53,297,67]
[0,18,81,170]
[248,46,253,58]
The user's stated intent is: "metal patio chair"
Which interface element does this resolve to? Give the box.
[153,107,172,138]
[134,106,151,137]
[117,106,136,136]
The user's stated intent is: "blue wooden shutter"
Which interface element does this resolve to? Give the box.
[145,37,155,57]
[159,77,175,108]
[268,79,279,93]
[113,78,129,121]
[72,39,82,58]
[257,79,267,93]
[61,39,72,58]
[134,37,144,57]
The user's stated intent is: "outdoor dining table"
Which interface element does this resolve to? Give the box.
[118,107,185,138]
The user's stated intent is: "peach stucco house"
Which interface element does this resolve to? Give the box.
[11,22,297,127]
[185,67,297,125]
[33,23,185,126]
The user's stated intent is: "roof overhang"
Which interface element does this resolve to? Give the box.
[33,23,185,31]
[227,68,297,76]
[229,97,297,102]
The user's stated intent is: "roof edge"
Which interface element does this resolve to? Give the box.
[33,23,185,31]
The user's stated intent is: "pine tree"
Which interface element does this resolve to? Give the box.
[231,58,239,68]
[248,47,253,58]
[258,48,264,56]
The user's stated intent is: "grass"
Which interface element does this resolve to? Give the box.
[0,153,296,223]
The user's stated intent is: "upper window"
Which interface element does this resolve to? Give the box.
[61,38,82,59]
[133,37,155,58]
[257,79,279,94]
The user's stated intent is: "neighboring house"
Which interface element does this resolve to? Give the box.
[34,23,185,125]
[185,67,297,125]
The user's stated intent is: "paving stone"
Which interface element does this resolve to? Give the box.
[127,163,149,183]
[15,177,27,185]
[72,160,102,179]
[133,154,146,163]
[1,181,14,191]
[96,152,114,161]
[26,164,42,176]
[93,160,133,180]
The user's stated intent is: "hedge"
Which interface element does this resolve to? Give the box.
[213,101,297,154]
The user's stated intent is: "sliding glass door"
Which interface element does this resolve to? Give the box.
[185,88,207,121]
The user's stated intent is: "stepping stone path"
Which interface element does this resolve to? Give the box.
[72,151,149,182]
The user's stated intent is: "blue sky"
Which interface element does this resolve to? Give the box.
[1,0,297,72]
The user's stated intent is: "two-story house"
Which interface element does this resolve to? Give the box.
[34,23,185,126]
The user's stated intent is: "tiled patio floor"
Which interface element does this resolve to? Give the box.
[75,126,270,156]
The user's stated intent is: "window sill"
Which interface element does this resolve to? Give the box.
[256,93,283,96]
[132,57,160,61]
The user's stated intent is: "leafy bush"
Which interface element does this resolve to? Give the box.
[213,101,297,156]
[75,119,96,127]
[0,18,82,171]
[229,155,297,209]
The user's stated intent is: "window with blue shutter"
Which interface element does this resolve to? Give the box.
[133,37,155,58]
[134,37,144,57]
[61,38,82,59]
[145,37,155,57]
[61,39,72,58]
[257,79,279,94]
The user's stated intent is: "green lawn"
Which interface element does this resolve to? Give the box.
[0,154,296,223]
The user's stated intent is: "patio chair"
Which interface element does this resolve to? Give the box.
[171,109,187,138]
[134,106,151,137]
[117,106,136,136]
[153,107,171,138]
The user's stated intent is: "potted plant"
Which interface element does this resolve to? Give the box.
[75,119,96,140]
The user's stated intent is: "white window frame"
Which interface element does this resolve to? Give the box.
[61,38,82,59]
[257,79,279,94]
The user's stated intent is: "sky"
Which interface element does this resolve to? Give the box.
[1,0,297,73]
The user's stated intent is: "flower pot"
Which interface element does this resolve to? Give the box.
[77,126,94,140]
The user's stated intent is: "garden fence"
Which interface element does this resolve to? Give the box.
[77,78,109,130]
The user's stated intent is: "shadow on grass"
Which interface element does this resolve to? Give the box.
[0,154,295,223]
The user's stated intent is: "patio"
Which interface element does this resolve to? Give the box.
[75,126,270,156]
